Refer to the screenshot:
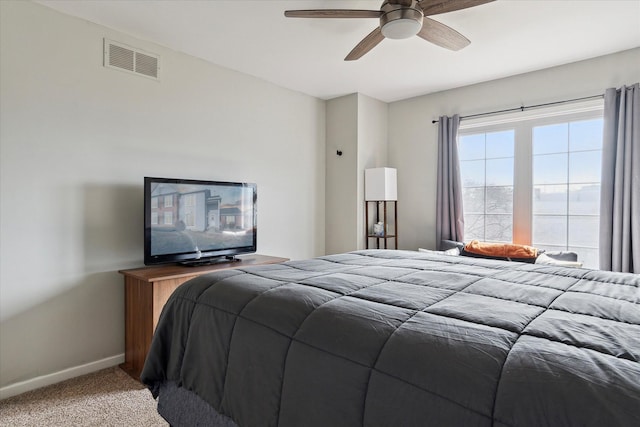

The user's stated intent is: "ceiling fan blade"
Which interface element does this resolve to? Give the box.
[419,0,494,16]
[417,17,470,51]
[284,10,382,19]
[345,27,385,61]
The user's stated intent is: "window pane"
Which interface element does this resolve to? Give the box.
[486,130,514,158]
[533,215,567,246]
[569,184,600,215]
[533,153,567,185]
[570,119,603,151]
[458,134,485,160]
[569,246,598,269]
[462,187,485,214]
[486,158,513,186]
[569,151,601,183]
[568,216,599,247]
[533,184,567,215]
[460,159,485,186]
[486,186,513,213]
[533,123,568,155]
[464,214,485,241]
[485,215,512,242]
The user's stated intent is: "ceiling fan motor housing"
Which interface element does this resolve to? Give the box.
[380,0,424,39]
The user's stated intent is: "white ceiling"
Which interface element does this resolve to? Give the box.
[37,0,640,103]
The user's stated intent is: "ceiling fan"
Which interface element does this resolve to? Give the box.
[284,0,494,61]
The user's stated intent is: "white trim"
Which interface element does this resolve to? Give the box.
[460,98,604,130]
[0,353,124,400]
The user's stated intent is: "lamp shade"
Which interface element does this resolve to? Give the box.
[365,167,397,201]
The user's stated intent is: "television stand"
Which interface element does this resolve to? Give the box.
[119,254,289,380]
[179,255,240,266]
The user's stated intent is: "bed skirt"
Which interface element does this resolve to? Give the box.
[158,381,239,427]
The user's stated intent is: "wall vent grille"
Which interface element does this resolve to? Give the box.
[104,39,159,79]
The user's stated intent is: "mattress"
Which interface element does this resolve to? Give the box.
[142,250,640,426]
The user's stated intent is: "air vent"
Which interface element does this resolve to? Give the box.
[104,39,159,79]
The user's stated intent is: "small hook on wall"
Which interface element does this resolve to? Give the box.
[336,150,343,156]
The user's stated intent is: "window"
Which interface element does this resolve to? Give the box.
[458,100,603,268]
[183,194,195,207]
[459,130,514,242]
[531,119,603,268]
[182,194,196,227]
[164,211,173,225]
[164,195,173,207]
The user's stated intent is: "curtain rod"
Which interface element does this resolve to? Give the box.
[430,94,604,124]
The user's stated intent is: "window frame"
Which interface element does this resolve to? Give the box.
[458,99,604,248]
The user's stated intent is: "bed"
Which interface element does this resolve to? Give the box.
[141,249,640,427]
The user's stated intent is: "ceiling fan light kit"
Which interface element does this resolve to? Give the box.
[380,5,423,39]
[285,0,494,60]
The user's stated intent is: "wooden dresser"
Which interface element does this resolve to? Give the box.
[119,254,289,380]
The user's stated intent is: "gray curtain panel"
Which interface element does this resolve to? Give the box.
[436,115,464,250]
[599,83,640,273]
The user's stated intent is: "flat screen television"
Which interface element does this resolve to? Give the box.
[144,177,257,266]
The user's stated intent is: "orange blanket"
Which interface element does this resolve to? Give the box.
[464,240,538,259]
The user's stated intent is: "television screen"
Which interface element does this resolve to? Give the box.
[144,177,257,265]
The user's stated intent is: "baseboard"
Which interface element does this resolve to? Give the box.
[0,353,125,400]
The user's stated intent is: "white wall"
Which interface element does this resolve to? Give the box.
[325,94,388,254]
[0,1,325,393]
[357,95,389,250]
[388,48,640,251]
[325,95,358,255]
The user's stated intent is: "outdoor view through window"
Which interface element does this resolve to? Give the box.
[459,110,603,269]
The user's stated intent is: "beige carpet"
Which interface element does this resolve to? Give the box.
[0,367,168,426]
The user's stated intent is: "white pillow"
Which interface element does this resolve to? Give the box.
[418,247,460,256]
[535,253,583,268]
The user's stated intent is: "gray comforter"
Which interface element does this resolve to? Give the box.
[142,250,640,427]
